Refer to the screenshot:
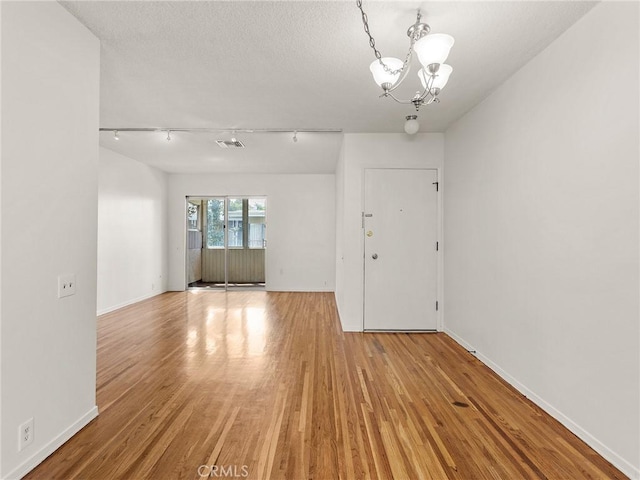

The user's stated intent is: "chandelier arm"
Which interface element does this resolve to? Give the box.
[382,91,416,105]
[416,70,437,103]
[384,71,435,105]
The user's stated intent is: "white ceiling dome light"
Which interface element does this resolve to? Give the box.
[404,115,420,135]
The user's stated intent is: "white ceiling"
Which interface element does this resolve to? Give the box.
[61,0,596,174]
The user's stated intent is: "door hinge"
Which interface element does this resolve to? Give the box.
[432,181,439,192]
[436,301,439,311]
[436,241,439,251]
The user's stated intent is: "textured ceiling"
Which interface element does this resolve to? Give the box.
[61,1,597,173]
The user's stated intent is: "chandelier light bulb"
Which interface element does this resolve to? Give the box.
[404,115,419,135]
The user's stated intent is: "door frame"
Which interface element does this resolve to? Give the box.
[361,167,443,332]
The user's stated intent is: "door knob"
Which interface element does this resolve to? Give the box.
[372,253,378,259]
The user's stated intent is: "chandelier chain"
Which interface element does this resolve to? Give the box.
[356,0,412,77]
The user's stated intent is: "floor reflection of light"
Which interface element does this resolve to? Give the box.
[245,307,266,356]
[206,307,220,325]
[204,308,220,355]
[187,329,198,348]
[246,308,266,334]
[214,308,238,358]
[206,335,217,355]
[186,328,200,370]
[190,305,270,359]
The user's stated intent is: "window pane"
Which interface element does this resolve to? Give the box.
[228,198,243,248]
[206,199,224,248]
[248,198,266,249]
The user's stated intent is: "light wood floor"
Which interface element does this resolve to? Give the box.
[25,291,624,479]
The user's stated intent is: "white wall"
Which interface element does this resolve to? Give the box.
[168,174,336,292]
[444,2,639,478]
[336,134,444,331]
[0,3,100,478]
[98,147,168,315]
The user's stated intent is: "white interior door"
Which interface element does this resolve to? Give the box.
[364,168,438,330]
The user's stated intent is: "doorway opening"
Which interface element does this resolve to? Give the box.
[186,196,267,290]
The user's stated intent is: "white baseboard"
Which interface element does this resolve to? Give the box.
[5,406,99,480]
[97,290,165,316]
[265,287,335,293]
[444,328,639,480]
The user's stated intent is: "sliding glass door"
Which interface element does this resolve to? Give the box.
[186,196,266,290]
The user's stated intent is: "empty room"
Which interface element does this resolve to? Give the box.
[1,1,638,479]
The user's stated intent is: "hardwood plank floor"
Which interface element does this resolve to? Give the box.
[25,291,625,479]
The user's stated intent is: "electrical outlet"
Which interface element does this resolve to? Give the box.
[18,418,34,451]
[58,274,76,298]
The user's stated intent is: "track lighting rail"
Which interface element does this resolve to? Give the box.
[99,128,342,134]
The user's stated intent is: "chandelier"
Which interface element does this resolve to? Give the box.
[357,1,455,134]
